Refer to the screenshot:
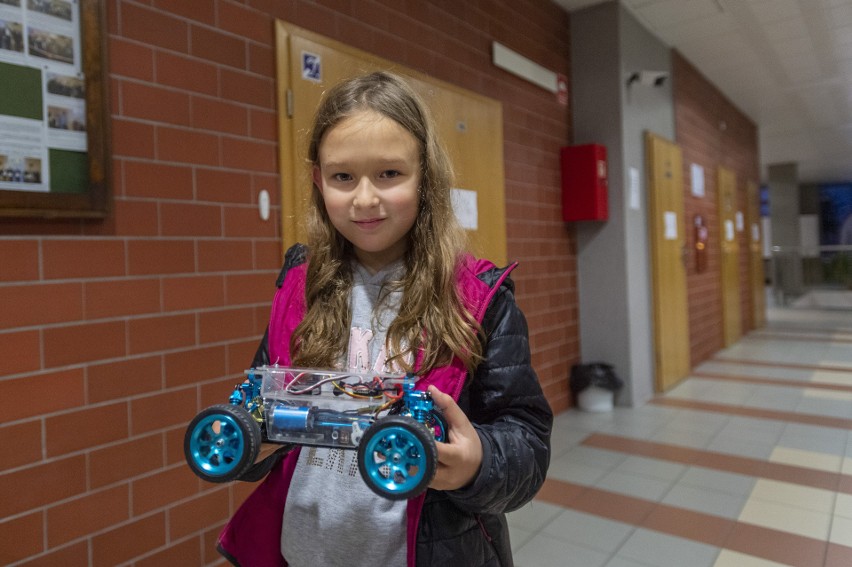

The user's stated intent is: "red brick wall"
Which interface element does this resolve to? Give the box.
[0,1,576,564]
[673,51,760,365]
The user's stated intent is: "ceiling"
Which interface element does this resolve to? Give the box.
[553,0,852,184]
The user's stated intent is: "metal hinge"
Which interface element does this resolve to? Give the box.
[286,89,294,118]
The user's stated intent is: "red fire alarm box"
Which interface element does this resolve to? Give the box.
[560,144,608,221]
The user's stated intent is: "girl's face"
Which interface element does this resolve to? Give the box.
[313,110,421,274]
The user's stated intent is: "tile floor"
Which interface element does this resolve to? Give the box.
[508,302,852,567]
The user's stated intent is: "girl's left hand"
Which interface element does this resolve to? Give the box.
[427,385,483,491]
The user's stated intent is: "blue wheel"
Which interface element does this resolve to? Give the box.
[184,404,260,483]
[357,415,437,500]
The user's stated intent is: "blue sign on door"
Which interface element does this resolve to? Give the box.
[302,52,321,82]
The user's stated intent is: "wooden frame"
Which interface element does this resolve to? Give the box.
[0,0,110,218]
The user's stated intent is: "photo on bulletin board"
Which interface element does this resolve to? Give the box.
[819,183,852,246]
[0,0,109,219]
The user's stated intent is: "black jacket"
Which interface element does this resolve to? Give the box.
[414,267,552,566]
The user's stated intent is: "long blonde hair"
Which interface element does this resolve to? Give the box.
[291,71,483,375]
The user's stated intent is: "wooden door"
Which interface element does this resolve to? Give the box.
[717,166,741,346]
[746,180,765,328]
[274,22,507,265]
[645,133,691,392]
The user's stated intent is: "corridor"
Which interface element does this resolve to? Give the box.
[508,305,852,567]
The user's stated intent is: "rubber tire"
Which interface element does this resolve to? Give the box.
[357,415,437,500]
[184,404,261,483]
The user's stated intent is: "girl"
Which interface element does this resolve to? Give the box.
[218,71,552,567]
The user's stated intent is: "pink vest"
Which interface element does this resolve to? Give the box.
[218,256,514,567]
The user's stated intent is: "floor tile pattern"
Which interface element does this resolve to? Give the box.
[508,305,852,566]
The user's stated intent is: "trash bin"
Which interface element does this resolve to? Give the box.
[569,362,623,412]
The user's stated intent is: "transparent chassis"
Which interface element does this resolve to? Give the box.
[184,366,447,500]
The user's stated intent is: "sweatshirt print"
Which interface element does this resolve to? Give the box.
[281,260,410,567]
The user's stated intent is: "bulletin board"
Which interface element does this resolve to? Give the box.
[274,21,508,266]
[0,0,109,218]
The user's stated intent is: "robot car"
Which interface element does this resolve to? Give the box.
[183,366,447,500]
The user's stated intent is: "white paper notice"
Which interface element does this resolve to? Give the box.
[690,163,704,197]
[725,220,735,241]
[629,167,640,210]
[664,211,677,240]
[451,188,478,230]
[735,211,744,232]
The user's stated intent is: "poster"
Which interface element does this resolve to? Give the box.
[0,0,84,194]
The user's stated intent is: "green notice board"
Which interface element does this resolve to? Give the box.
[0,0,106,217]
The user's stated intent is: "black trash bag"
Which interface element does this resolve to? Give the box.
[569,363,623,396]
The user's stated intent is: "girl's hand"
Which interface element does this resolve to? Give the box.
[427,385,483,491]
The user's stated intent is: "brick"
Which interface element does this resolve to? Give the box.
[121,3,188,53]
[252,305,270,335]
[0,239,39,281]
[0,368,85,422]
[88,433,163,489]
[132,465,200,516]
[199,306,256,344]
[190,24,247,69]
[165,425,188,465]
[248,42,274,76]
[224,272,275,305]
[47,485,130,547]
[223,205,278,239]
[0,421,41,471]
[153,0,215,24]
[0,512,43,565]
[42,239,126,279]
[197,239,254,272]
[157,126,220,166]
[87,355,163,403]
[128,313,196,355]
[124,160,194,200]
[127,239,195,276]
[249,107,277,141]
[160,201,223,237]
[130,386,197,435]
[222,136,276,173]
[162,274,225,311]
[203,522,228,564]
[111,119,156,159]
[254,240,284,270]
[155,51,218,96]
[220,68,274,108]
[84,277,161,320]
[0,456,86,517]
[0,282,82,330]
[91,513,166,567]
[122,81,191,126]
[218,2,273,44]
[222,137,278,173]
[191,96,249,136]
[228,339,262,375]
[43,321,126,368]
[15,541,88,567]
[109,38,154,81]
[168,488,230,540]
[0,330,38,375]
[164,344,227,388]
[112,199,160,236]
[199,376,242,413]
[134,537,203,567]
[195,168,253,204]
[44,402,129,457]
